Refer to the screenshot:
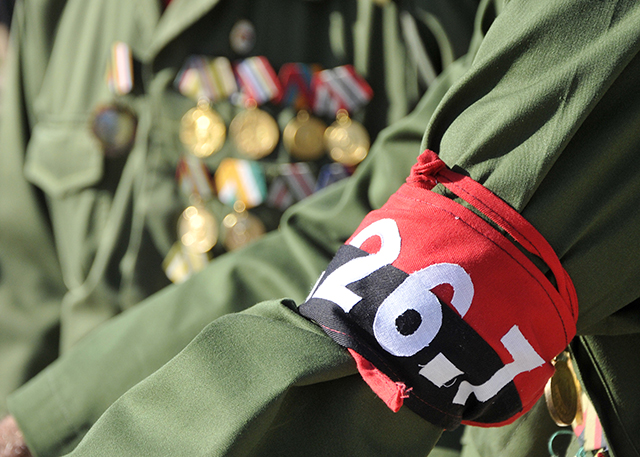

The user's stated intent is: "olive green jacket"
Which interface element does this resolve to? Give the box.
[7,0,640,456]
[0,0,476,416]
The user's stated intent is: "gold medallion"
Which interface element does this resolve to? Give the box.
[324,109,370,166]
[544,353,582,426]
[221,202,266,251]
[283,110,327,161]
[178,205,218,254]
[180,100,226,158]
[229,103,279,159]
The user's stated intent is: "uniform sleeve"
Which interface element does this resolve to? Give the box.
[56,0,640,455]
[0,0,67,416]
[425,0,640,334]
[65,299,444,457]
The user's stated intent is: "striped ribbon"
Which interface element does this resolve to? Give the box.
[175,56,237,102]
[215,158,267,208]
[311,64,373,117]
[267,163,316,211]
[235,56,283,106]
[176,156,214,201]
[573,392,608,453]
[315,163,351,191]
[278,63,317,111]
[106,42,134,96]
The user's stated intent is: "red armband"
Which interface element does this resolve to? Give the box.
[299,150,578,429]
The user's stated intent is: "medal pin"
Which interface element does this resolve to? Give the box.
[229,57,282,159]
[221,201,265,251]
[544,351,583,427]
[279,63,327,161]
[312,65,373,166]
[91,42,138,158]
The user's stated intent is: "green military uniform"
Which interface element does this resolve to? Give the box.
[0,0,479,453]
[0,0,477,416]
[7,0,640,455]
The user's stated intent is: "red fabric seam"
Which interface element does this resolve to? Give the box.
[437,174,578,318]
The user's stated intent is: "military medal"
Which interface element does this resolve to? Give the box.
[91,104,138,158]
[324,109,370,166]
[221,201,266,251]
[228,101,280,159]
[312,65,373,166]
[163,242,209,284]
[573,391,609,453]
[278,64,327,160]
[312,65,373,117]
[180,99,226,158]
[177,204,219,254]
[92,42,138,157]
[282,110,327,161]
[230,57,282,159]
[544,352,582,426]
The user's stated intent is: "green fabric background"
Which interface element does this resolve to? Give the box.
[4,0,640,455]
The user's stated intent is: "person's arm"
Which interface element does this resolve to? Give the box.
[58,0,640,455]
[6,61,458,455]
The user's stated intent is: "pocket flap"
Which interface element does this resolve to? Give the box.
[24,121,104,197]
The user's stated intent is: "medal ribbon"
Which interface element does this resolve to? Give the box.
[215,158,267,208]
[235,56,283,106]
[267,163,317,211]
[311,65,373,116]
[315,163,350,191]
[573,392,609,453]
[278,63,317,111]
[175,56,237,102]
[106,42,134,96]
[176,156,214,201]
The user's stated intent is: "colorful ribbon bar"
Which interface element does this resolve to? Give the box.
[315,163,351,191]
[235,56,283,106]
[176,155,214,201]
[278,63,317,111]
[312,64,373,116]
[175,56,237,102]
[267,163,317,211]
[215,158,267,208]
[106,42,134,96]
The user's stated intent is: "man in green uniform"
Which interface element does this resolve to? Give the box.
[5,0,640,455]
[0,0,480,454]
[0,0,477,410]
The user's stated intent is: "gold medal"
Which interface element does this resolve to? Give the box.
[229,102,279,159]
[544,352,582,426]
[283,110,327,161]
[221,201,266,251]
[180,100,226,158]
[324,109,370,166]
[178,205,218,254]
